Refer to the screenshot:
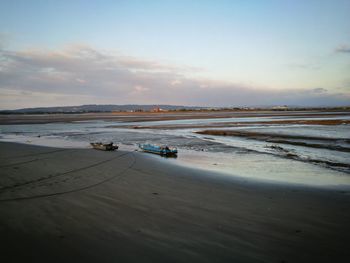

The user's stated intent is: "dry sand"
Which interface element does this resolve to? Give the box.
[0,141,350,262]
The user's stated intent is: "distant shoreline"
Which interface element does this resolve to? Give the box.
[1,107,350,115]
[1,109,350,125]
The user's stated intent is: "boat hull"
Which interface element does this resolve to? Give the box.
[90,143,118,151]
[139,144,177,156]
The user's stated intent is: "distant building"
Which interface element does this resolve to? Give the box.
[272,105,288,110]
[152,106,167,112]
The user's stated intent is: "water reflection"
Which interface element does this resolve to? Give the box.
[1,112,349,188]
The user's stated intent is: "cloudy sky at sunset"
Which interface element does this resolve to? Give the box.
[0,0,349,109]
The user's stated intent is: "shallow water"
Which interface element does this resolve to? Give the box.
[1,112,349,188]
[167,149,350,188]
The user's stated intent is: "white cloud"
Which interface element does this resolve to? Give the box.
[0,45,349,109]
[170,80,182,86]
[76,78,86,84]
[335,44,350,53]
[133,85,149,92]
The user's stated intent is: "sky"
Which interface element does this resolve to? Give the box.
[0,0,349,109]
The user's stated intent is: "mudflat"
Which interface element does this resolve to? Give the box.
[1,110,349,125]
[0,142,349,262]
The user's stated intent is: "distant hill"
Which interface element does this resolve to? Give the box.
[0,104,204,114]
[2,104,348,114]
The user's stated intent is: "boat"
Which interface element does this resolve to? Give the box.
[138,143,177,156]
[90,142,118,151]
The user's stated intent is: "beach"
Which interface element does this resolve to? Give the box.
[0,141,350,262]
[2,0,350,261]
[1,110,349,185]
[1,110,350,125]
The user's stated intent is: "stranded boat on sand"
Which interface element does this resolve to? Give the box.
[90,142,118,151]
[139,144,178,156]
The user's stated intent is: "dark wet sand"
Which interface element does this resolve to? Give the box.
[1,110,349,125]
[196,129,350,154]
[0,142,350,262]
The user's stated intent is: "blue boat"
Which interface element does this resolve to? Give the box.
[139,144,178,156]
